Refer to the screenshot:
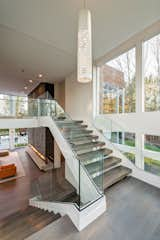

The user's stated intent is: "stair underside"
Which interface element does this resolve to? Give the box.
[94,166,132,190]
[77,148,113,161]
[55,120,83,125]
[72,141,105,152]
[72,140,105,147]
[60,124,88,130]
[69,135,99,143]
[64,129,93,136]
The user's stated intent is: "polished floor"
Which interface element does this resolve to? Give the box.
[1,149,160,240]
[0,149,45,220]
[0,148,67,220]
[27,177,160,240]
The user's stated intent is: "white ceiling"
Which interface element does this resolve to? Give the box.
[0,0,160,95]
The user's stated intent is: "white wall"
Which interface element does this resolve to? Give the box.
[95,112,160,136]
[65,73,93,122]
[54,81,65,110]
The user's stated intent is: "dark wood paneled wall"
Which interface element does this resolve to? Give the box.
[28,82,54,99]
[28,83,55,162]
[27,127,54,161]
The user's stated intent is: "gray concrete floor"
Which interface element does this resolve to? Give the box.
[26,177,160,240]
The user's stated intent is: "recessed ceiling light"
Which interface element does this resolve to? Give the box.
[29,79,33,83]
[38,74,43,78]
[24,86,28,90]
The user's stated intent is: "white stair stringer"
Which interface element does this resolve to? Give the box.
[29,196,106,231]
[38,117,101,204]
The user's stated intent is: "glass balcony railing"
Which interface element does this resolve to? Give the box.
[94,116,136,165]
[94,116,160,177]
[0,96,104,210]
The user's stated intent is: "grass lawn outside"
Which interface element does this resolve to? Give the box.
[145,143,160,152]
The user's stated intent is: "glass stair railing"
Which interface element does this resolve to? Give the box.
[0,96,132,211]
[71,141,105,152]
[94,117,137,166]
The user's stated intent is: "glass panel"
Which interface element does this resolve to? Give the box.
[144,157,160,176]
[0,129,9,150]
[99,48,136,114]
[144,134,160,152]
[123,152,135,164]
[0,94,104,210]
[102,118,136,165]
[15,128,28,148]
[110,132,135,146]
[144,33,160,112]
[79,151,104,209]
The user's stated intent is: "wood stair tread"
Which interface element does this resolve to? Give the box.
[104,156,122,170]
[77,148,113,160]
[96,166,132,190]
[72,141,105,148]
[60,124,88,130]
[85,156,121,175]
[69,135,98,143]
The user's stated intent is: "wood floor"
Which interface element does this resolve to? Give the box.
[26,177,160,240]
[0,206,60,240]
[0,148,79,240]
[1,149,160,240]
[0,148,74,220]
[0,149,48,220]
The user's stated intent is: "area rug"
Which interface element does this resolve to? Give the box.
[0,151,26,183]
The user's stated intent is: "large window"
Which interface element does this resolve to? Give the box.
[144,157,160,176]
[0,129,9,150]
[15,129,28,148]
[144,134,160,152]
[99,48,136,114]
[96,23,160,179]
[0,94,27,117]
[144,33,160,111]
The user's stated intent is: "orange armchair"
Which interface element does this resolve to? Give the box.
[0,164,17,179]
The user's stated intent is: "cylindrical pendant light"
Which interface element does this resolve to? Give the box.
[77,4,92,83]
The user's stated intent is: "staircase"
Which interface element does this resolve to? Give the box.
[56,119,132,191]
[0,206,60,240]
[0,97,134,232]
[27,101,132,230]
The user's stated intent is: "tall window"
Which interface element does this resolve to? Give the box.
[99,48,136,114]
[144,33,160,111]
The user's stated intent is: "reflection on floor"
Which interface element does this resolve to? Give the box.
[0,149,46,220]
[1,149,160,240]
[0,148,78,240]
[27,177,160,240]
[0,148,72,220]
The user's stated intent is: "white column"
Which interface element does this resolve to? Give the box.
[10,96,16,117]
[116,88,119,113]
[93,66,100,118]
[116,132,119,144]
[122,88,125,113]
[9,129,15,150]
[135,132,144,169]
[135,42,144,169]
[136,42,144,113]
[54,140,61,168]
[122,132,125,145]
[121,88,125,144]
[116,88,120,144]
